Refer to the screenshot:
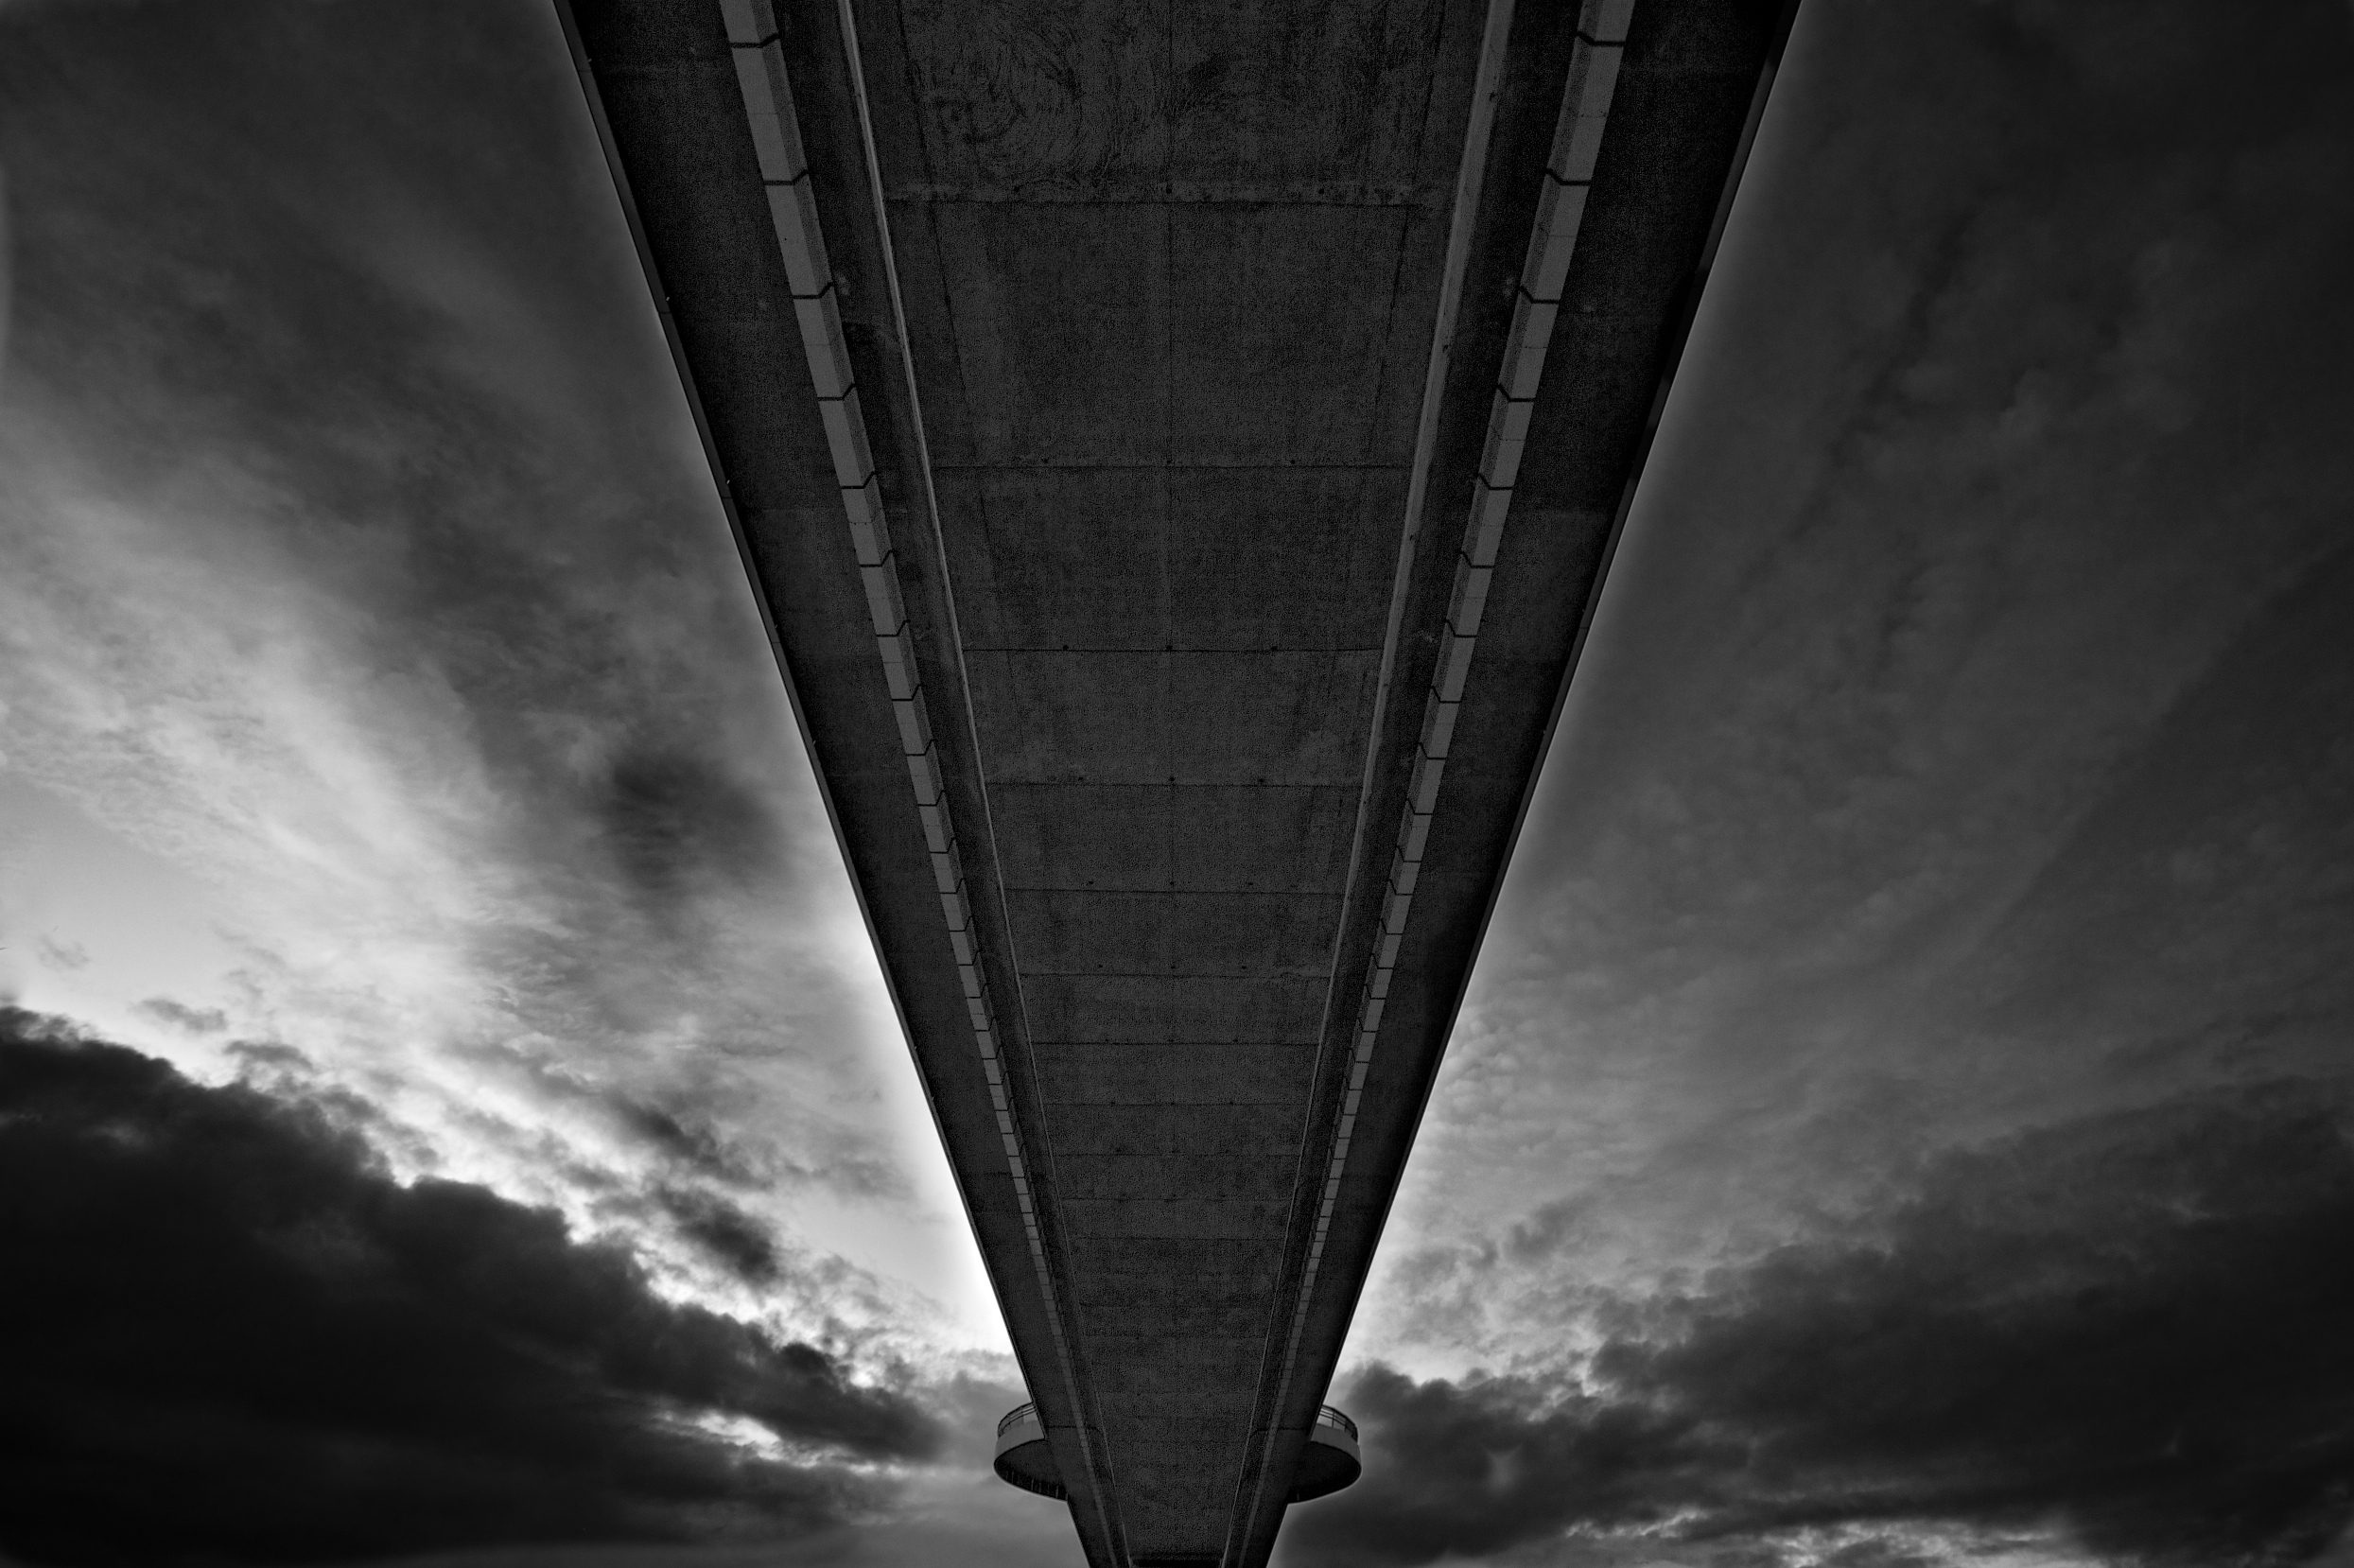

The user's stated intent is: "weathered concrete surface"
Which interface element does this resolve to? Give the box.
[561,2,1794,1563]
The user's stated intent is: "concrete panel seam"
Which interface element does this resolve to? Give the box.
[1420,693,1462,761]
[791,290,855,399]
[1399,810,1433,862]
[843,479,888,559]
[859,562,906,638]
[1434,629,1476,703]
[1478,393,1532,488]
[920,802,953,857]
[1446,565,1494,639]
[1548,38,1626,183]
[1465,482,1512,566]
[1495,297,1560,403]
[1578,0,1636,45]
[879,626,921,702]
[715,0,777,45]
[735,45,811,184]
[1522,178,1592,300]
[891,699,933,764]
[818,388,878,486]
[764,176,834,300]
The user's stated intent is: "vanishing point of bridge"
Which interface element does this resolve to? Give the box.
[563,0,1791,1562]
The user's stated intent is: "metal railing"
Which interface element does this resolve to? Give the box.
[1315,1405,1357,1440]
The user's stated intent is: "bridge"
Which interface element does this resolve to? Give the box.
[559,0,1793,1562]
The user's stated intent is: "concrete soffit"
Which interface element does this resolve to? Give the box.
[1219,0,1645,1559]
[708,0,1124,1555]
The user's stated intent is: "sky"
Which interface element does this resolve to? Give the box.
[0,2,2349,1567]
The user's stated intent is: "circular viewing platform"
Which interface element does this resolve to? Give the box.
[991,1402,1066,1500]
[993,1402,1361,1504]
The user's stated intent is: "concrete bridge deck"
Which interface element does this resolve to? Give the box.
[561,2,1793,1562]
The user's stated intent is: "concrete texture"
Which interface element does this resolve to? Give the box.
[560,1,1796,1562]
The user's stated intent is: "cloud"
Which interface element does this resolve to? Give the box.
[32,937,85,972]
[597,745,786,914]
[660,1184,786,1285]
[0,0,982,1353]
[134,996,227,1034]
[1358,0,2354,1377]
[0,1008,945,1566]
[1292,1082,2354,1567]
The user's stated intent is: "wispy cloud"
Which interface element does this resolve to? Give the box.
[135,996,228,1033]
[0,0,988,1362]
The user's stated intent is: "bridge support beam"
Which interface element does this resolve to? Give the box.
[561,0,1797,1560]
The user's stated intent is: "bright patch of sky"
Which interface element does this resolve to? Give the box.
[0,0,999,1372]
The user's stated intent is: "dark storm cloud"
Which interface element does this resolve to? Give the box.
[659,1184,784,1285]
[1289,1083,2354,1567]
[0,1009,942,1567]
[608,1095,760,1184]
[224,1039,319,1076]
[583,1078,902,1202]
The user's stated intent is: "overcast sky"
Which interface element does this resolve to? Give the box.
[2,2,2350,1567]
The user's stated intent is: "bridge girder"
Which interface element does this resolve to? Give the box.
[561,1,1794,1560]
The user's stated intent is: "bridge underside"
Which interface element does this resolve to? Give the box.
[563,0,1791,1562]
